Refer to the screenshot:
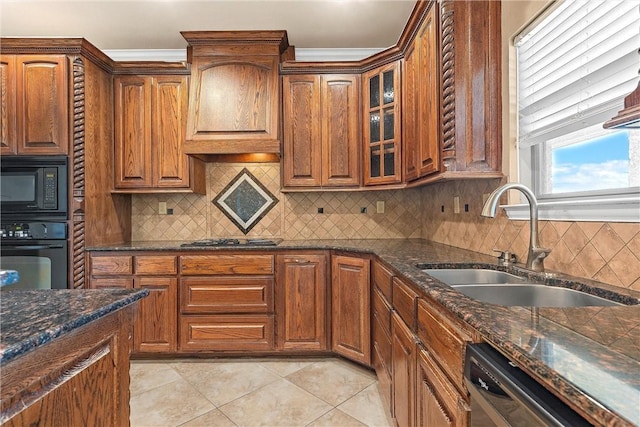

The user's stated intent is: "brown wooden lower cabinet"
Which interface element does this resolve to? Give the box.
[276,253,328,351]
[331,254,371,365]
[179,315,275,351]
[87,253,178,355]
[134,277,177,353]
[391,311,417,427]
[417,348,470,427]
[0,306,135,426]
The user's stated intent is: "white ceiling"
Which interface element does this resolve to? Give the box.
[0,1,418,60]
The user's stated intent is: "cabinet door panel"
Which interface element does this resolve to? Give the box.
[331,255,370,365]
[152,75,190,187]
[1,55,17,155]
[402,43,419,181]
[16,55,68,155]
[363,61,401,185]
[417,349,470,427]
[282,75,322,187]
[417,5,440,177]
[277,253,328,351]
[321,75,360,187]
[114,76,152,188]
[392,312,417,427]
[134,277,177,353]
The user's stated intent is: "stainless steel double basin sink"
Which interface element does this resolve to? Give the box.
[421,268,623,307]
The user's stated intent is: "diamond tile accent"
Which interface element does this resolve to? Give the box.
[212,168,279,235]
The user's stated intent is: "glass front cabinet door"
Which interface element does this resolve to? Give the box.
[363,61,401,185]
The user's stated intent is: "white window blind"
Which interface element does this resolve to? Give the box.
[516,0,640,149]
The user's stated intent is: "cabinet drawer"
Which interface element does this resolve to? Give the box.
[372,287,392,337]
[90,278,133,289]
[392,277,417,331]
[90,256,133,275]
[180,254,274,275]
[417,298,471,390]
[372,261,394,302]
[179,315,275,351]
[181,277,274,314]
[135,255,177,275]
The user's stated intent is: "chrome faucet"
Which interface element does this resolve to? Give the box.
[481,183,550,272]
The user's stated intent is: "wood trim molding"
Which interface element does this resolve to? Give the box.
[0,38,114,72]
[440,0,456,162]
[72,57,86,289]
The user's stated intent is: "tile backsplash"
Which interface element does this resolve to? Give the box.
[131,163,639,290]
[132,163,423,242]
[421,180,640,290]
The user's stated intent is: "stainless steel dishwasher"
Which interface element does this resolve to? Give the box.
[464,343,591,426]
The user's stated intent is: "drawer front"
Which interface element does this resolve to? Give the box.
[179,315,275,351]
[89,278,133,289]
[372,261,394,301]
[417,299,471,389]
[373,287,392,337]
[392,277,417,331]
[90,255,132,275]
[181,277,274,314]
[135,255,178,275]
[180,254,274,275]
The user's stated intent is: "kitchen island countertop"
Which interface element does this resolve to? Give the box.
[87,238,640,426]
[0,288,149,364]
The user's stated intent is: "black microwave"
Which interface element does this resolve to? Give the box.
[0,156,68,218]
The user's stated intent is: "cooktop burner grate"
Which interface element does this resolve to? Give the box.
[180,238,281,247]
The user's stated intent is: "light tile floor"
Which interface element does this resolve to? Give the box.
[130,357,393,427]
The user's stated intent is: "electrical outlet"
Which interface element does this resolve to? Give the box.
[376,201,385,213]
[158,202,167,215]
[453,196,460,214]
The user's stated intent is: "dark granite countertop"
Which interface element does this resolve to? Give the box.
[87,239,640,426]
[0,289,149,364]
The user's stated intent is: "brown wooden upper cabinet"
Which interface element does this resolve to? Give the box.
[282,74,361,188]
[181,31,289,156]
[1,55,68,155]
[363,61,402,186]
[403,3,440,181]
[113,74,204,193]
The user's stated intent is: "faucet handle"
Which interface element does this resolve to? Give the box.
[493,249,517,265]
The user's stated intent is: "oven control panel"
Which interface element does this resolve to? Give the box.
[1,222,67,240]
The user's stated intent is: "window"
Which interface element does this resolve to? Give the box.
[513,0,640,222]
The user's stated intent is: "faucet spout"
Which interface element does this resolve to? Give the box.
[481,183,550,272]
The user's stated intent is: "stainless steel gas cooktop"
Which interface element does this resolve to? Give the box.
[180,238,281,247]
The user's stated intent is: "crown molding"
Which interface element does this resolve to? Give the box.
[103,47,384,62]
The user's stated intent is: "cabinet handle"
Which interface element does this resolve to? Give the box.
[293,259,310,263]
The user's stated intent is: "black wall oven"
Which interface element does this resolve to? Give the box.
[0,222,68,290]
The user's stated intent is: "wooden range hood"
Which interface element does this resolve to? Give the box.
[181,30,292,161]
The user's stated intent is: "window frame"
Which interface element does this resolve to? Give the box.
[508,0,640,223]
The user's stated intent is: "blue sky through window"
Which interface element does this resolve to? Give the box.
[551,131,630,193]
